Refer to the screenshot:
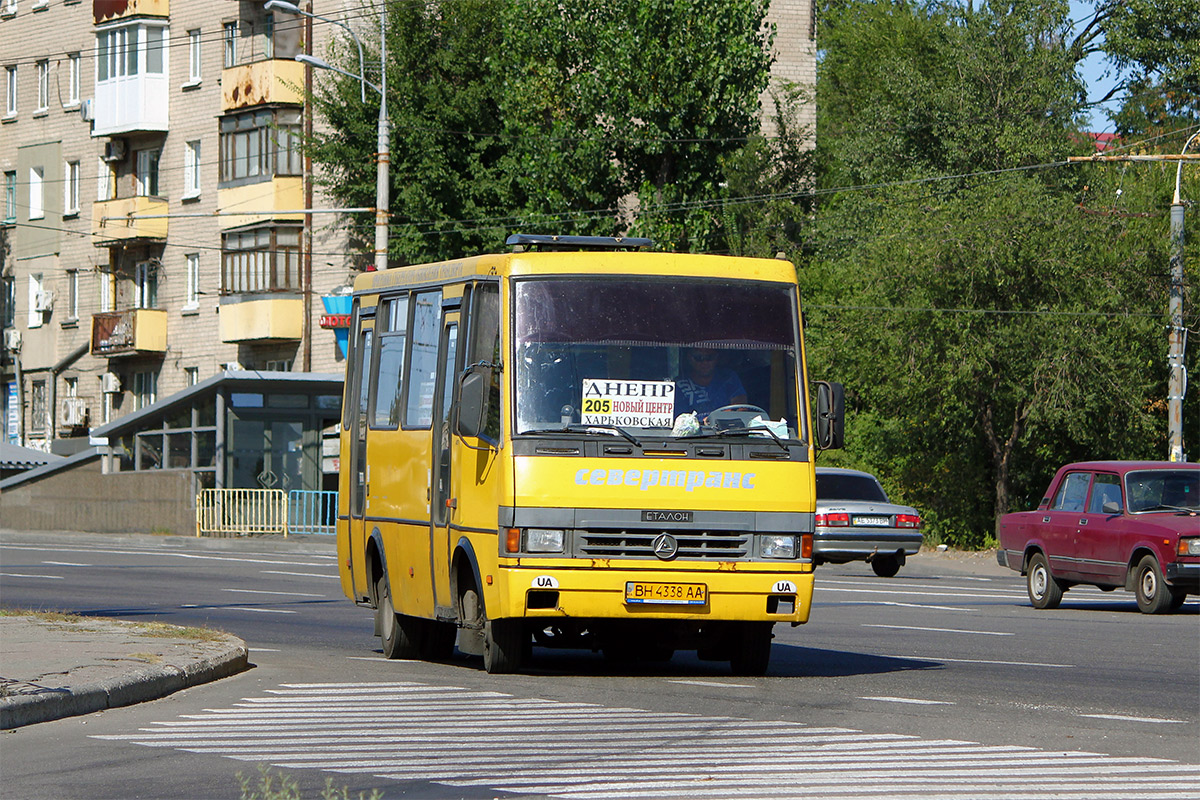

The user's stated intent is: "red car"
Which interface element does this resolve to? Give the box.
[997,461,1199,613]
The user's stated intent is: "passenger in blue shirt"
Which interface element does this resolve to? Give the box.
[674,348,747,418]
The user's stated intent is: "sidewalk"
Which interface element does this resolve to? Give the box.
[0,612,248,729]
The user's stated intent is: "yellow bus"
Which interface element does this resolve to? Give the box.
[336,234,844,674]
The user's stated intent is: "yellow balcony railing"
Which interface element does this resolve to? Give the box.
[93,0,169,25]
[91,308,168,357]
[92,196,168,244]
[221,59,305,112]
[219,295,303,343]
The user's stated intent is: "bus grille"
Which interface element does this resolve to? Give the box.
[578,529,752,559]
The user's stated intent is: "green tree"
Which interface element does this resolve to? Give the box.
[805,0,1188,545]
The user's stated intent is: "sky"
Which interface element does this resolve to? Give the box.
[1069,0,1121,132]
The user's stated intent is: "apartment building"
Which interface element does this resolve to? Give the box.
[0,0,361,466]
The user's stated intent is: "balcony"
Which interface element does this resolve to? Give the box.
[222,60,305,112]
[91,308,168,357]
[93,0,169,25]
[217,177,303,230]
[219,295,303,343]
[92,196,168,245]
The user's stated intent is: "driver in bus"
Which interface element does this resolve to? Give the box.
[674,347,747,418]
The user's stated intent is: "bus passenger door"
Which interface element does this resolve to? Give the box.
[346,320,374,601]
[430,310,460,613]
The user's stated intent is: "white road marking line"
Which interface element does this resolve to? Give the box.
[0,572,65,579]
[861,696,954,706]
[842,600,974,611]
[668,679,755,688]
[41,560,91,566]
[345,655,414,662]
[1080,714,1188,724]
[260,570,339,579]
[820,587,1024,601]
[876,654,1075,669]
[224,606,297,614]
[863,624,1013,636]
[250,647,281,652]
[222,588,326,598]
[1,543,332,568]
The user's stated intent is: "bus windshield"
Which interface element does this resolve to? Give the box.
[513,276,804,439]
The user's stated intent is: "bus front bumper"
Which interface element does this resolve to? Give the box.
[494,564,814,625]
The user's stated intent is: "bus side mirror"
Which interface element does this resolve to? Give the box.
[456,368,490,439]
[815,380,845,450]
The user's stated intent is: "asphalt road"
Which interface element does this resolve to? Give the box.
[1,530,1197,799]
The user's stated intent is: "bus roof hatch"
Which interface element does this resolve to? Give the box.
[506,233,655,252]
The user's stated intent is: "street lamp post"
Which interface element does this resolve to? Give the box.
[265,1,389,273]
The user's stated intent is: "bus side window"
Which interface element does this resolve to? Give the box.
[469,283,502,443]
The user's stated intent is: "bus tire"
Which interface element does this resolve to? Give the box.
[420,620,457,660]
[484,618,525,674]
[729,622,773,677]
[377,573,419,660]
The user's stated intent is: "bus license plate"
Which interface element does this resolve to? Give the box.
[625,582,707,605]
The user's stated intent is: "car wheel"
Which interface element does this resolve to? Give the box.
[1026,552,1063,609]
[1168,590,1188,611]
[1133,555,1174,614]
[871,555,901,578]
[376,573,420,659]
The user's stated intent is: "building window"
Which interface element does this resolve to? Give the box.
[221,226,301,294]
[263,13,275,59]
[135,261,158,309]
[185,367,200,387]
[146,26,165,74]
[64,160,80,215]
[5,65,16,116]
[184,253,200,309]
[224,21,238,68]
[183,140,201,198]
[136,148,160,197]
[28,166,44,219]
[36,60,49,111]
[218,108,302,187]
[67,53,81,105]
[3,171,14,224]
[99,269,115,312]
[2,275,14,328]
[188,29,202,82]
[30,380,47,435]
[3,1,16,16]
[133,371,158,411]
[97,157,113,201]
[66,269,79,321]
[28,273,45,328]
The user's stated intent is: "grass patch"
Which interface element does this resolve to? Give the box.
[238,766,383,800]
[1,608,229,642]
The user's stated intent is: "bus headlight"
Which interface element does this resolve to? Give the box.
[526,529,566,553]
[761,535,797,559]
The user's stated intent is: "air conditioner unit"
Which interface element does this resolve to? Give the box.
[102,139,126,162]
[101,372,122,393]
[33,290,54,312]
[80,99,94,122]
[2,328,19,351]
[62,397,88,427]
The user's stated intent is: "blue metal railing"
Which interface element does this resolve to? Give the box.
[287,490,338,535]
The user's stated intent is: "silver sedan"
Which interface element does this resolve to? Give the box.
[814,467,923,577]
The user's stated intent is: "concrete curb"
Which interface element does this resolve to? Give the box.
[1,627,249,730]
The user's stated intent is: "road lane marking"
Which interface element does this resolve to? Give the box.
[41,560,91,566]
[1,542,333,568]
[843,600,974,611]
[863,624,1013,636]
[180,604,296,614]
[92,681,1200,799]
[1080,714,1187,724]
[222,588,326,598]
[861,696,954,706]
[0,572,65,579]
[668,680,755,688]
[261,570,339,579]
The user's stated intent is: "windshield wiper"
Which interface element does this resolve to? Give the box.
[521,424,642,448]
[1137,504,1199,515]
[683,425,790,452]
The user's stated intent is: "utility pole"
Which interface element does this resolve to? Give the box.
[1068,146,1199,461]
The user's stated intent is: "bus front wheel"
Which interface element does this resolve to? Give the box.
[729,622,773,677]
[460,585,525,674]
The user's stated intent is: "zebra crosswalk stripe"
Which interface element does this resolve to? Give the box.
[92,682,1200,799]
